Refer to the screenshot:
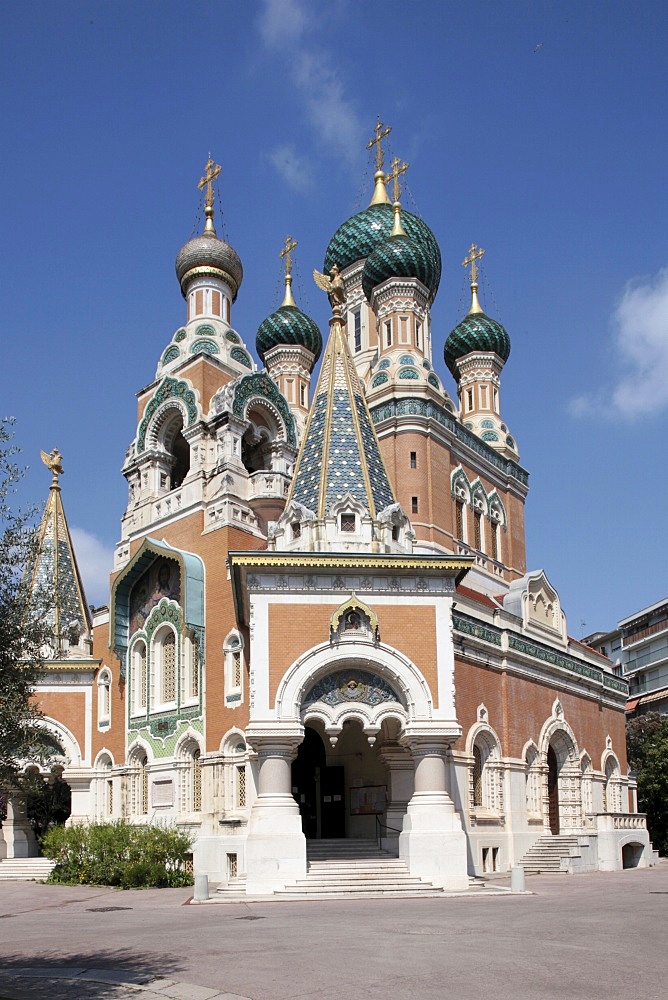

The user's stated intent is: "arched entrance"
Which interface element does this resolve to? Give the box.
[292,726,344,839]
[547,745,559,835]
[292,719,393,841]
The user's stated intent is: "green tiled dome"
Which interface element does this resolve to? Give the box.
[256,305,322,365]
[362,233,440,304]
[444,311,511,375]
[324,204,441,287]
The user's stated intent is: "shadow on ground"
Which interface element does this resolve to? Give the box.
[0,948,183,992]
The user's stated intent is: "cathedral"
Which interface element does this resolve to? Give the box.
[18,129,651,891]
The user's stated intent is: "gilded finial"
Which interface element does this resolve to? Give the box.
[386,157,409,236]
[462,243,485,314]
[367,120,392,206]
[279,235,298,307]
[198,157,222,235]
[41,448,64,488]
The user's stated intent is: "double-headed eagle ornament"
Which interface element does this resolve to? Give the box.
[313,264,346,307]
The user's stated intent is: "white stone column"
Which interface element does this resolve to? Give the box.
[379,743,414,852]
[244,727,306,894]
[399,728,468,890]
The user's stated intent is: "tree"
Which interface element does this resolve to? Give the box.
[0,418,56,790]
[626,711,668,856]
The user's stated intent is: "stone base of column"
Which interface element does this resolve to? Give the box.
[3,795,38,859]
[245,794,306,894]
[399,791,468,891]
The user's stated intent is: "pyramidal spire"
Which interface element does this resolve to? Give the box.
[24,451,93,653]
[265,282,417,555]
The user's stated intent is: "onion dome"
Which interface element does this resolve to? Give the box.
[256,239,322,365]
[444,282,511,376]
[175,202,243,302]
[324,203,441,293]
[362,203,440,303]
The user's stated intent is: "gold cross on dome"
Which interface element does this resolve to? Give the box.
[462,243,485,283]
[198,157,222,209]
[366,119,392,171]
[279,235,298,276]
[386,156,409,203]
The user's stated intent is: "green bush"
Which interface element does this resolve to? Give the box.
[41,820,194,888]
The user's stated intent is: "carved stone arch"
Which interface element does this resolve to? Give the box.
[539,715,579,765]
[450,465,472,502]
[232,372,297,447]
[522,737,540,761]
[465,720,502,758]
[220,727,248,756]
[37,717,81,768]
[469,478,489,514]
[128,736,152,763]
[94,748,115,768]
[487,490,507,527]
[602,749,623,813]
[137,377,199,454]
[275,640,434,728]
[175,727,203,758]
[539,715,582,832]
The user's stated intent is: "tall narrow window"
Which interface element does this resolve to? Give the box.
[237,764,247,808]
[473,745,483,807]
[416,321,422,349]
[162,631,176,703]
[412,496,419,514]
[300,383,306,407]
[467,388,474,412]
[98,669,111,727]
[490,520,499,561]
[455,501,465,541]
[141,757,149,815]
[410,451,417,469]
[385,321,392,347]
[474,510,482,550]
[224,632,244,707]
[354,310,361,352]
[193,750,202,812]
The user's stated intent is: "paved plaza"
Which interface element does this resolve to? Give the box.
[0,863,666,1000]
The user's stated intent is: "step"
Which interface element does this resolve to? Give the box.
[0,858,56,881]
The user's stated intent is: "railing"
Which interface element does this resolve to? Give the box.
[595,813,647,832]
[375,816,402,849]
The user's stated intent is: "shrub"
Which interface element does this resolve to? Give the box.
[41,820,194,888]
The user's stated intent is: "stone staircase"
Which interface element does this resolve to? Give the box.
[0,857,56,881]
[273,838,444,898]
[519,835,581,874]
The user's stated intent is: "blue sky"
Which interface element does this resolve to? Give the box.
[2,0,667,634]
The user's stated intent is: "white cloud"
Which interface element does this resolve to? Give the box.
[269,143,313,192]
[70,526,114,608]
[259,0,307,49]
[259,0,364,175]
[570,266,668,419]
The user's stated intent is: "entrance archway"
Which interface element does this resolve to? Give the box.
[547,745,559,834]
[292,719,392,841]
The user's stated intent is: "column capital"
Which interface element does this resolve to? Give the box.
[400,721,461,754]
[245,722,304,757]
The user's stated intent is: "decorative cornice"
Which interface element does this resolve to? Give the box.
[370,396,529,488]
[229,552,472,574]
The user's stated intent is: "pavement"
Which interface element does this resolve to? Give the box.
[0,862,667,1000]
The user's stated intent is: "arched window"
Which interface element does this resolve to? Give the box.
[96,754,114,819]
[181,630,200,704]
[179,741,203,813]
[224,631,244,707]
[604,754,622,813]
[131,641,147,715]
[97,668,112,728]
[129,750,149,816]
[471,731,503,812]
[152,627,177,708]
[525,745,541,816]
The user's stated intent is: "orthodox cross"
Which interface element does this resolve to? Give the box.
[198,157,222,208]
[386,156,409,203]
[462,243,485,283]
[366,120,392,172]
[280,234,298,276]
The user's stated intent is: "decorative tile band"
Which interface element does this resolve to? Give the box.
[453,613,502,646]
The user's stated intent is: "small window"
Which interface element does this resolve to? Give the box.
[455,500,465,541]
[410,451,417,469]
[467,388,474,412]
[391,525,399,542]
[416,321,422,349]
[300,383,306,407]
[385,321,392,347]
[354,310,362,353]
[411,497,418,514]
[291,521,301,539]
[474,510,482,550]
[341,513,356,533]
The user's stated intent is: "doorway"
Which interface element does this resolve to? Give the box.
[291,727,345,839]
[547,745,560,835]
